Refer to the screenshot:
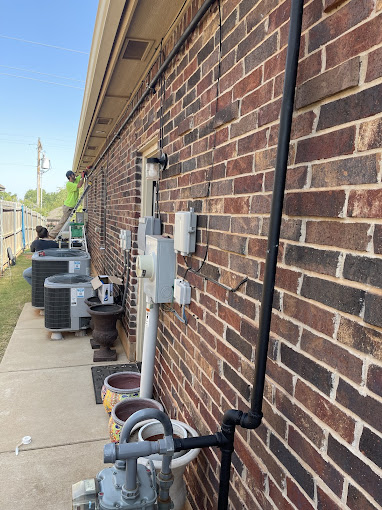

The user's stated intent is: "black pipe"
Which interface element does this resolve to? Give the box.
[88,0,216,172]
[250,0,304,421]
[217,0,304,507]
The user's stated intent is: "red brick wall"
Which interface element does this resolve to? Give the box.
[87,0,382,508]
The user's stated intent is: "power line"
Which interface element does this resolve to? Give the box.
[0,72,84,90]
[0,65,85,83]
[0,35,89,54]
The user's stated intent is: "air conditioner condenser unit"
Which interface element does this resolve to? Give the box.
[44,274,95,332]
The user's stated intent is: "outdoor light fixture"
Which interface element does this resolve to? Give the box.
[146,152,168,180]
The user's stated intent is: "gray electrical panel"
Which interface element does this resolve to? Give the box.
[137,216,161,254]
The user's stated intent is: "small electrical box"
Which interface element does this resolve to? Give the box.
[174,210,197,256]
[174,278,191,305]
[137,216,161,254]
[136,235,175,303]
[119,229,131,251]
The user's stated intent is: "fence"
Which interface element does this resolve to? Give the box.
[0,200,46,273]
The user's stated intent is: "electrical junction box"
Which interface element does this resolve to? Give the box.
[137,216,161,254]
[174,210,197,256]
[119,229,131,251]
[136,235,175,303]
[174,278,191,305]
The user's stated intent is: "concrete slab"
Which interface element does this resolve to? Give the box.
[1,440,108,510]
[15,302,45,330]
[0,327,128,372]
[0,365,111,452]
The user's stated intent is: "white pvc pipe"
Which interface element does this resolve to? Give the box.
[139,298,159,398]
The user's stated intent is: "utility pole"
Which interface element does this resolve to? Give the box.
[37,138,42,207]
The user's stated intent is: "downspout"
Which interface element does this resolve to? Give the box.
[88,0,216,172]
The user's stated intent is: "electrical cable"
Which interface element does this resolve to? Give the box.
[0,72,84,90]
[0,34,89,54]
[0,65,85,83]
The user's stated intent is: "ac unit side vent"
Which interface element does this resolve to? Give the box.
[32,261,69,308]
[122,39,150,60]
[79,316,91,329]
[45,288,71,329]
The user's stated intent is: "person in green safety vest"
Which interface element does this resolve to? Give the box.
[49,170,86,239]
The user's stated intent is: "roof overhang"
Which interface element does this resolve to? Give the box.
[73,0,189,172]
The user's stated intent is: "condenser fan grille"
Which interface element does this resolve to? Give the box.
[32,261,68,307]
[45,288,71,329]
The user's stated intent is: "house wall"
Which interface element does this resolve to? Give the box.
[86,0,382,508]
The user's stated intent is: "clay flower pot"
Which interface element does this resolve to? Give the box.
[101,371,141,415]
[108,397,163,443]
[88,304,123,362]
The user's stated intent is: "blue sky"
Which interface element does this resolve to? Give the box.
[0,1,98,199]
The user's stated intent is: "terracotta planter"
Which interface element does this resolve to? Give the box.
[101,371,141,415]
[108,397,163,443]
[88,304,123,362]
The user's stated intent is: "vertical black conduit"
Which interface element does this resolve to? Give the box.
[217,0,304,508]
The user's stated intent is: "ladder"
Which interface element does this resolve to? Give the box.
[56,180,91,240]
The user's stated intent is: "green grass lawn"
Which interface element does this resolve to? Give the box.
[0,251,33,361]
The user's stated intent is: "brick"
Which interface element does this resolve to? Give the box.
[261,218,302,242]
[311,154,378,187]
[301,330,363,384]
[285,190,346,218]
[336,378,382,433]
[366,46,382,83]
[248,237,268,258]
[276,389,325,447]
[297,50,322,86]
[270,433,315,498]
[246,0,278,31]
[305,220,370,252]
[237,130,268,156]
[258,97,282,127]
[295,380,356,443]
[364,292,382,328]
[177,116,193,136]
[367,364,382,398]
[360,426,382,469]
[296,57,360,109]
[241,81,273,115]
[358,117,382,151]
[233,67,262,100]
[275,266,301,294]
[228,292,256,320]
[209,231,246,255]
[348,189,382,219]
[326,13,382,69]
[281,344,333,395]
[285,244,339,277]
[223,362,250,401]
[209,215,230,231]
[250,194,272,214]
[328,434,382,506]
[286,477,315,510]
[233,173,262,194]
[231,216,260,235]
[317,487,343,510]
[295,127,356,163]
[197,37,215,66]
[288,427,344,497]
[343,254,382,289]
[347,484,379,510]
[283,293,336,337]
[230,253,259,279]
[318,84,382,131]
[337,317,382,360]
[226,327,252,360]
[309,0,373,52]
[244,33,278,74]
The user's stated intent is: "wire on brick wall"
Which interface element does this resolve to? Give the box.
[181,0,246,294]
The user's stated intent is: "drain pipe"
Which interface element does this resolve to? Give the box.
[217,0,304,508]
[139,297,160,399]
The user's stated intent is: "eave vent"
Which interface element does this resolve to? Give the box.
[122,38,151,61]
[88,146,97,151]
[97,117,112,125]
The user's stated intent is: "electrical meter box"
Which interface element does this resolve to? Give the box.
[136,235,175,303]
[137,216,161,254]
[174,210,197,256]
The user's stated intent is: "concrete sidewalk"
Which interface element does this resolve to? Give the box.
[0,303,129,509]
